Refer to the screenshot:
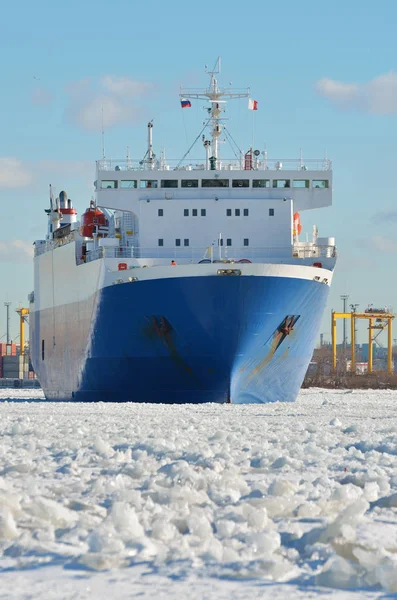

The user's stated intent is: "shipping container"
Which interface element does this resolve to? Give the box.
[3,356,19,367]
[0,344,16,356]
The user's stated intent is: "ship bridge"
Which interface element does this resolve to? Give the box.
[96,156,332,213]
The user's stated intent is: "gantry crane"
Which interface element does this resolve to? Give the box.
[331,310,394,374]
[16,308,29,356]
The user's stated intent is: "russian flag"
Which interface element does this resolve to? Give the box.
[248,98,258,111]
[181,98,192,108]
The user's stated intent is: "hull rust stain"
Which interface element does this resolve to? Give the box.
[144,315,195,376]
[245,314,300,378]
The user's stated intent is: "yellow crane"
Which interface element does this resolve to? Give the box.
[16,308,29,356]
[331,310,394,374]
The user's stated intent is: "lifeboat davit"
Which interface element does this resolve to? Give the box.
[79,201,107,238]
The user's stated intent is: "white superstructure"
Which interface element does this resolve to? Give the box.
[35,58,334,271]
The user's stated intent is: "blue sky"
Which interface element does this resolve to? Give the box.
[1,0,397,343]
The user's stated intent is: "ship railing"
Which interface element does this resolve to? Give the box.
[85,247,135,262]
[34,232,76,257]
[84,247,104,263]
[97,157,332,172]
[34,241,52,257]
[292,244,337,259]
[36,241,337,263]
[84,244,337,263]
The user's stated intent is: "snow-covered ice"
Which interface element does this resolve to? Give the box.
[0,388,397,599]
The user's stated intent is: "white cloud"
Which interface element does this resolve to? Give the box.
[0,158,33,189]
[31,86,53,106]
[0,158,93,192]
[101,75,151,96]
[0,240,33,263]
[315,71,397,114]
[370,235,397,253]
[65,75,152,132]
[67,94,143,131]
[65,78,92,97]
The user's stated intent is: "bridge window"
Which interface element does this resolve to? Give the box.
[273,179,290,188]
[244,238,249,246]
[226,209,232,216]
[140,180,158,188]
[312,179,329,189]
[253,179,270,188]
[161,180,178,188]
[184,239,189,246]
[235,209,240,216]
[293,180,310,188]
[244,209,249,216]
[175,239,181,246]
[181,179,198,188]
[227,238,232,246]
[269,208,274,216]
[120,180,137,188]
[232,179,249,188]
[184,209,189,216]
[41,339,45,360]
[201,209,206,216]
[158,239,164,246]
[158,209,163,216]
[192,209,198,216]
[101,180,118,189]
[202,179,229,187]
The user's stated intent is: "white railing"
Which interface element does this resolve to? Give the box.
[36,239,337,263]
[97,157,332,173]
[293,244,337,259]
[34,232,76,257]
[85,244,337,263]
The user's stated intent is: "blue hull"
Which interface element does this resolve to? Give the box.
[31,275,329,403]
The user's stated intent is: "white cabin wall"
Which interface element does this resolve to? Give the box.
[95,167,332,255]
[137,198,293,250]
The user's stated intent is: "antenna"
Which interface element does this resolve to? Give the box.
[180,57,249,167]
[49,184,54,210]
[4,302,11,344]
[148,120,153,161]
[101,107,106,159]
[207,56,221,76]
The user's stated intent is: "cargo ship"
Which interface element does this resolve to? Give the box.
[29,59,336,403]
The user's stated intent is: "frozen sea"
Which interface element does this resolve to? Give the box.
[1,389,397,599]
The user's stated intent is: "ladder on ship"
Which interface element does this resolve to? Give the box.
[122,212,137,256]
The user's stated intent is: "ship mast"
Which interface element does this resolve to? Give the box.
[180,57,249,169]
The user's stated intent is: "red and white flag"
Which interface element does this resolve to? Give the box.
[248,98,258,111]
